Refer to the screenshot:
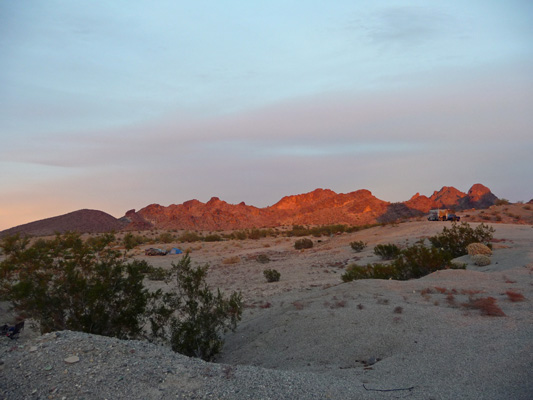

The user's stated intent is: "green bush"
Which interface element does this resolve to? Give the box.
[204,234,222,242]
[350,241,367,252]
[166,254,243,361]
[428,222,495,258]
[0,234,243,362]
[263,268,281,282]
[342,240,462,282]
[123,233,148,250]
[256,254,271,264]
[342,263,400,281]
[248,229,268,240]
[146,266,170,281]
[0,232,150,338]
[294,238,313,250]
[393,241,456,280]
[373,243,401,260]
[495,198,510,206]
[178,231,203,242]
[227,231,247,240]
[158,232,175,244]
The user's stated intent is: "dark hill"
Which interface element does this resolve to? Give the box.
[0,209,126,237]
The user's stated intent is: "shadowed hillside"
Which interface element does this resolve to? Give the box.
[0,209,126,237]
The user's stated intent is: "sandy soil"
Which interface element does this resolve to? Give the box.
[2,221,532,399]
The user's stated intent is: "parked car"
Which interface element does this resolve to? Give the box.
[446,214,460,221]
[144,248,167,256]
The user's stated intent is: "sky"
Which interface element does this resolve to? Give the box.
[1,1,532,230]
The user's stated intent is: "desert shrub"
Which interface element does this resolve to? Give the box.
[0,234,243,362]
[256,254,271,264]
[472,254,491,266]
[0,232,151,338]
[248,229,269,240]
[350,241,367,252]
[294,238,313,250]
[428,222,495,258]
[204,234,222,242]
[495,198,510,206]
[373,243,401,260]
[147,266,170,281]
[342,241,460,282]
[287,224,348,237]
[342,263,400,282]
[393,242,455,280]
[123,233,148,250]
[467,243,492,256]
[158,232,175,244]
[164,254,243,361]
[178,231,203,242]
[227,231,247,240]
[263,268,281,282]
[222,256,240,265]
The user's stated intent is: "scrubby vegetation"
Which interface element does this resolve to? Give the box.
[263,268,281,282]
[294,238,314,250]
[287,223,382,238]
[373,243,401,260]
[164,254,243,360]
[256,254,271,264]
[428,222,495,258]
[341,220,488,284]
[350,241,367,252]
[343,222,494,283]
[0,233,242,362]
[343,240,458,282]
[158,232,175,243]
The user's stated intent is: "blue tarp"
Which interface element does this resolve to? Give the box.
[169,248,183,254]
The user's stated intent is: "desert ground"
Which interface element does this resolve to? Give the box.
[1,220,532,399]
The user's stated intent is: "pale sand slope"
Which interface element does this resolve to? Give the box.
[1,222,532,399]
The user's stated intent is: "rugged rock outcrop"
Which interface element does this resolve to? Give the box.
[2,184,500,235]
[123,184,499,231]
[458,183,499,209]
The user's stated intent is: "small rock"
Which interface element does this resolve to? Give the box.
[64,356,80,364]
[29,346,38,353]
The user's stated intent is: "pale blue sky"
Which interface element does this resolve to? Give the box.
[1,1,532,229]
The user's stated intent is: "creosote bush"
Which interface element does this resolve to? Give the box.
[0,233,150,339]
[342,240,460,282]
[164,254,243,361]
[373,243,401,260]
[350,241,367,253]
[263,268,281,283]
[428,222,495,258]
[158,232,175,244]
[256,254,271,264]
[0,234,242,362]
[294,238,313,250]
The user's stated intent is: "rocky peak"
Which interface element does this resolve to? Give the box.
[459,184,498,209]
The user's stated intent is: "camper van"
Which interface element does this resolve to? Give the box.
[428,209,460,221]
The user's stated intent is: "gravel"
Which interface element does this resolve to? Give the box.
[1,330,378,400]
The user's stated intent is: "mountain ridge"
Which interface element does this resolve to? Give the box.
[1,184,499,236]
